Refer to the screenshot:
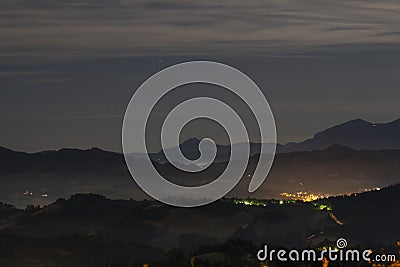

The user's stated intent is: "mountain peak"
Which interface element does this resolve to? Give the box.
[279,117,400,153]
[334,118,372,128]
[348,118,370,123]
[323,144,355,153]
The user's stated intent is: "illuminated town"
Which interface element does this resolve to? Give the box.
[280,191,331,202]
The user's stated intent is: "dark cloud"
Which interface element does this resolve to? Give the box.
[0,0,400,64]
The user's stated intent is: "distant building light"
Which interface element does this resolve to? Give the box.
[24,191,33,196]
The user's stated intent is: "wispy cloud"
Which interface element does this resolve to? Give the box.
[0,0,400,63]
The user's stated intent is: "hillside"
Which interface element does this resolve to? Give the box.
[1,144,400,208]
[0,184,398,249]
[0,185,398,266]
[281,118,400,152]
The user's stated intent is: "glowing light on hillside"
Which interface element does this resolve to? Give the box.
[280,192,330,202]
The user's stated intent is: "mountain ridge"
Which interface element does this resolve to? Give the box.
[281,118,400,152]
[2,117,399,155]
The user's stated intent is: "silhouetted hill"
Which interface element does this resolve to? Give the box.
[281,118,400,152]
[143,118,400,156]
[0,185,398,253]
[0,147,123,172]
[1,143,400,208]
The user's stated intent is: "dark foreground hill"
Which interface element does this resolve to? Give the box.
[0,185,398,265]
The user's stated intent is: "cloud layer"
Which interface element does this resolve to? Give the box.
[1,0,400,63]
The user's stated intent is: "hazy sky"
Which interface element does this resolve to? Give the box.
[1,0,400,152]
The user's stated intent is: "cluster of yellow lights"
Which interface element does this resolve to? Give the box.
[232,199,293,207]
[280,191,330,202]
[234,199,267,206]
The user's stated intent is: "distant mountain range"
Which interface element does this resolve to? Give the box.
[140,118,400,162]
[0,118,400,208]
[1,145,400,208]
[280,118,400,152]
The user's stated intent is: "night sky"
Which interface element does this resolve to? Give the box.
[1,0,400,152]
